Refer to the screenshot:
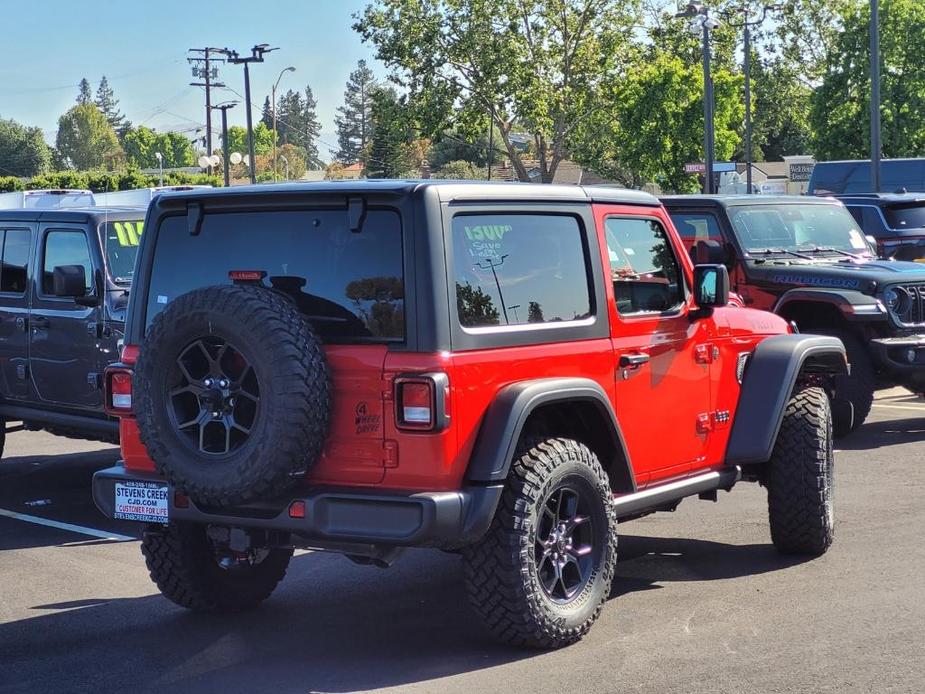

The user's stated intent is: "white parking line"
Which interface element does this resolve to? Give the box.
[0,507,134,542]
[871,404,925,412]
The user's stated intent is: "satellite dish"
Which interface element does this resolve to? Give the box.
[197,156,211,168]
[230,152,243,165]
[209,155,221,167]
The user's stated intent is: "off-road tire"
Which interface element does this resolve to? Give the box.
[141,522,293,612]
[462,437,617,649]
[817,329,874,436]
[134,285,330,507]
[767,385,835,555]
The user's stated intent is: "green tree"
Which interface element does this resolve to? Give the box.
[95,75,127,136]
[811,0,925,160]
[456,282,499,326]
[429,128,500,169]
[355,0,640,183]
[225,123,274,158]
[437,159,484,179]
[55,103,122,170]
[76,78,92,105]
[335,59,379,165]
[123,127,195,168]
[571,52,742,192]
[366,88,416,178]
[276,86,322,164]
[775,0,855,83]
[260,96,273,130]
[0,118,52,177]
[527,301,545,323]
[749,57,812,161]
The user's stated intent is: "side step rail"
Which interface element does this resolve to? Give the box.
[613,467,742,520]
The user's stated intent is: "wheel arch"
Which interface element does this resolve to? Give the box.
[465,378,635,493]
[774,289,886,330]
[726,334,847,466]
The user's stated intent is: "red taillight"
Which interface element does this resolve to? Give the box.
[395,375,449,431]
[105,367,134,416]
[289,500,306,519]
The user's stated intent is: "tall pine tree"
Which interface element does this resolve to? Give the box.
[77,78,92,105]
[335,60,377,165]
[95,76,127,136]
[260,96,273,130]
[275,86,321,166]
[366,88,414,178]
[301,85,321,165]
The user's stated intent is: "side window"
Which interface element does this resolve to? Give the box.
[1,229,30,294]
[668,212,724,256]
[605,217,684,316]
[43,231,93,296]
[846,206,864,227]
[452,213,592,328]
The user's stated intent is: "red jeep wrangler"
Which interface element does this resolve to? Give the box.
[93,182,845,648]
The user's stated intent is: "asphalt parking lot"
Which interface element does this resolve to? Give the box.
[1,390,924,694]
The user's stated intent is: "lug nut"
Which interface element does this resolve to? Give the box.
[219,379,229,388]
[204,378,213,387]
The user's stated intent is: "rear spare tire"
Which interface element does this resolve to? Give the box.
[134,285,330,506]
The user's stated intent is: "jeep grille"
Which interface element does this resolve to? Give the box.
[887,284,925,327]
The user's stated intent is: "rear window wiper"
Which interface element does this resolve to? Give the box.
[748,247,814,260]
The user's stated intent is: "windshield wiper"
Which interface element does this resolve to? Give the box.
[796,245,870,260]
[749,247,814,260]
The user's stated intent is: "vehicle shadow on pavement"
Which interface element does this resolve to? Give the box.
[610,534,809,598]
[1,533,813,694]
[1,549,529,694]
[835,415,925,452]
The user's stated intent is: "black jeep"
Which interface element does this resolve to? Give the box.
[663,194,925,435]
[0,206,145,455]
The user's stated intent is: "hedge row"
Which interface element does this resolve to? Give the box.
[0,171,222,194]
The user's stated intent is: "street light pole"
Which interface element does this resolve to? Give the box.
[476,255,510,324]
[272,67,296,182]
[871,0,882,192]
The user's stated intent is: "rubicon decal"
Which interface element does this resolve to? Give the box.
[771,275,861,289]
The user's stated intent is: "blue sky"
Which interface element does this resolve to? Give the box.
[0,0,382,158]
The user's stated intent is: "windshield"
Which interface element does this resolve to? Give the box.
[884,203,925,230]
[100,219,144,283]
[728,204,871,256]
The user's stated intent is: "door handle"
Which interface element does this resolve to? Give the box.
[31,316,49,330]
[619,353,650,369]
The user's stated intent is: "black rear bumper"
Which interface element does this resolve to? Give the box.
[92,464,503,550]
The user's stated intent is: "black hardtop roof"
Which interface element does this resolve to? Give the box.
[836,192,925,204]
[661,194,844,209]
[154,179,660,207]
[0,206,145,224]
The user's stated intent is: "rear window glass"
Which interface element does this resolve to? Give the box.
[668,213,723,244]
[452,213,591,328]
[101,219,145,283]
[146,209,404,342]
[884,204,925,230]
[1,229,30,294]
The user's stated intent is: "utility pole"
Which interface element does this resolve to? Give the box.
[476,255,510,324]
[188,48,226,165]
[724,4,782,194]
[870,0,882,192]
[211,102,237,187]
[223,44,278,184]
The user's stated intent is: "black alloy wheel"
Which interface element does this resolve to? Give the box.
[535,485,596,603]
[167,337,260,456]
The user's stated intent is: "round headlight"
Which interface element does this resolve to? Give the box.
[885,287,901,311]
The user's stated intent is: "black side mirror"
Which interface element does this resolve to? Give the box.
[52,265,88,298]
[695,239,726,265]
[693,264,730,309]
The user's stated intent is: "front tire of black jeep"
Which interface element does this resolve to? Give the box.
[462,438,617,649]
[817,329,874,436]
[767,385,835,556]
[141,522,293,612]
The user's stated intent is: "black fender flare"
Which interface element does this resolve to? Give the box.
[726,334,848,465]
[465,377,635,492]
[773,288,887,322]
